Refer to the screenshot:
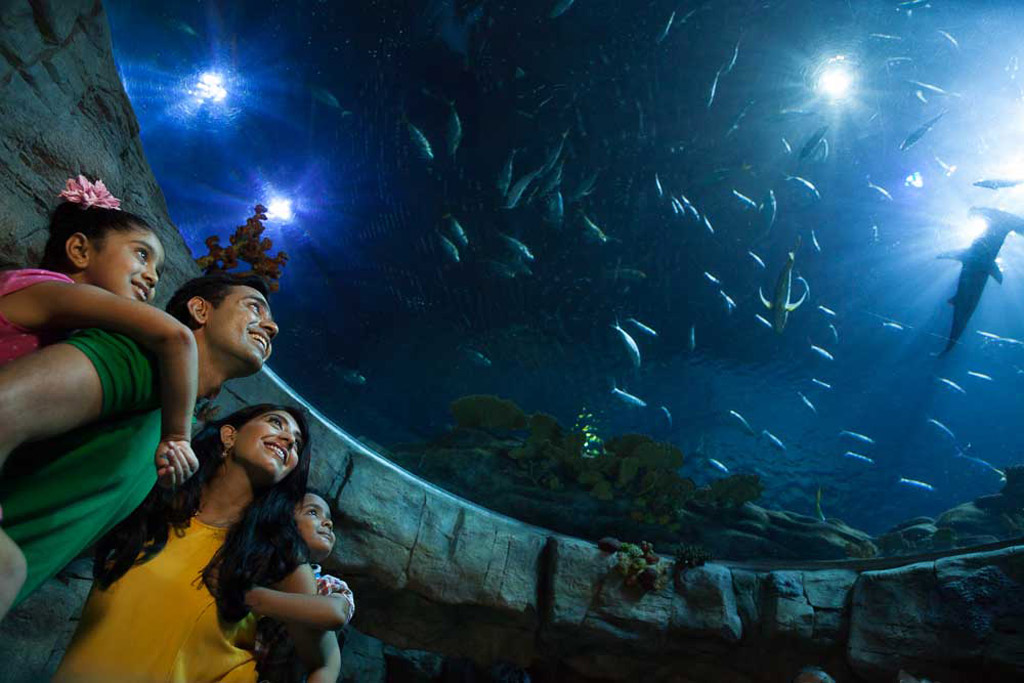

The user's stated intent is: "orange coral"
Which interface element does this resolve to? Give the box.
[195,204,288,292]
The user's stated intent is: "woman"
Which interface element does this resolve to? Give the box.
[54,404,339,682]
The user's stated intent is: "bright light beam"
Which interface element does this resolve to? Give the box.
[266,197,293,222]
[193,71,228,103]
[816,57,855,101]
[960,215,988,243]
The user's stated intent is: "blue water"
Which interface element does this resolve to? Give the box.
[106,0,1024,542]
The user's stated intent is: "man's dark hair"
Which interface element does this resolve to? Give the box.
[165,273,271,328]
[40,203,154,272]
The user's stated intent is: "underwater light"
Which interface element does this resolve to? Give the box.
[194,71,227,103]
[816,56,855,101]
[961,215,988,242]
[266,197,293,221]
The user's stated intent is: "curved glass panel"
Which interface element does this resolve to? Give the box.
[107,0,1024,561]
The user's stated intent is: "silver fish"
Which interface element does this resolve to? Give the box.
[899,477,935,492]
[611,385,647,407]
[829,324,839,344]
[967,370,993,381]
[798,391,817,415]
[707,69,721,109]
[656,10,676,44]
[704,271,721,285]
[748,251,766,269]
[786,175,821,201]
[660,405,673,427]
[908,80,958,97]
[497,149,519,196]
[781,137,793,154]
[626,317,658,337]
[935,156,958,176]
[549,0,576,19]
[843,451,875,464]
[754,313,773,329]
[840,430,875,445]
[655,173,664,197]
[811,344,835,360]
[760,189,777,237]
[582,214,609,243]
[446,214,468,247]
[438,233,460,262]
[818,305,836,317]
[719,290,736,314]
[900,110,948,151]
[721,38,741,75]
[407,122,434,161]
[926,418,956,440]
[811,230,821,252]
[702,214,715,234]
[811,378,832,390]
[760,237,808,333]
[708,458,730,473]
[611,322,641,367]
[799,125,829,160]
[883,321,904,330]
[446,102,462,157]
[729,410,756,436]
[937,377,966,394]
[500,234,535,261]
[762,429,786,452]
[688,324,696,351]
[937,30,959,50]
[462,348,492,366]
[973,178,1024,190]
[505,167,543,209]
[733,189,758,210]
[867,180,893,201]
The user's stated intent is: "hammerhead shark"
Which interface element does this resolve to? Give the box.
[759,236,808,333]
[940,207,1024,352]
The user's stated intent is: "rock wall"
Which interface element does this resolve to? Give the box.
[2,2,1024,682]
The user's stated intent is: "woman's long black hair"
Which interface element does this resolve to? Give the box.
[94,403,313,622]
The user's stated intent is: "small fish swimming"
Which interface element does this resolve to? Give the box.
[438,233,460,262]
[899,110,947,151]
[611,321,641,368]
[500,233,535,261]
[446,101,462,157]
[549,0,576,19]
[973,178,1024,190]
[688,324,696,351]
[867,180,893,201]
[786,175,821,201]
[840,430,875,445]
[719,290,736,314]
[748,251,766,269]
[729,409,756,436]
[899,477,935,492]
[656,10,676,44]
[800,125,829,160]
[462,348,492,367]
[660,405,673,428]
[733,189,758,210]
[762,429,786,452]
[883,321,905,330]
[759,189,777,237]
[967,370,993,381]
[582,213,610,243]
[935,156,958,176]
[908,80,957,97]
[811,378,832,390]
[843,451,875,464]
[707,69,721,109]
[954,451,1005,480]
[406,122,435,161]
[781,137,792,154]
[702,214,715,234]
[937,30,959,50]
[445,214,468,247]
[811,230,821,252]
[754,313,773,329]
[341,369,367,386]
[829,323,839,344]
[497,149,519,197]
[505,167,543,209]
[760,237,808,333]
[937,377,966,394]
[611,385,647,407]
[708,458,730,474]
[626,318,658,337]
[818,305,836,317]
[926,417,956,440]
[721,37,741,75]
[815,486,826,522]
[704,271,721,285]
[798,391,817,415]
[655,173,664,197]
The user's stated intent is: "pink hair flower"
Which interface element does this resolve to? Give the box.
[59,174,122,210]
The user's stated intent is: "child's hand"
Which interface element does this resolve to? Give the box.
[325,579,355,625]
[155,439,199,489]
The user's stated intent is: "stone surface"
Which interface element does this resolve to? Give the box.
[670,564,742,642]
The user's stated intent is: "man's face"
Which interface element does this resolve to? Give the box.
[201,285,278,376]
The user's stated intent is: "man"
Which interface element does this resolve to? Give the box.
[0,273,278,620]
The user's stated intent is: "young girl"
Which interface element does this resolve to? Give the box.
[0,175,199,488]
[55,404,338,681]
[249,490,354,683]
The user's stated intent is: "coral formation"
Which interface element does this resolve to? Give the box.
[195,204,289,292]
[673,543,713,571]
[603,539,667,592]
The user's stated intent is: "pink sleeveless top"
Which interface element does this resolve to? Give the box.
[0,268,75,365]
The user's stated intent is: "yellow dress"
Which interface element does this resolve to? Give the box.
[55,518,258,683]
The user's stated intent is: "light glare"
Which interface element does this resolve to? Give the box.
[816,56,855,101]
[194,71,227,102]
[961,216,988,242]
[266,197,293,221]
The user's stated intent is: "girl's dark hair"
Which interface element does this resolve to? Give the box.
[40,201,154,272]
[94,403,313,622]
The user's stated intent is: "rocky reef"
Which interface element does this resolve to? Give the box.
[385,394,879,561]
